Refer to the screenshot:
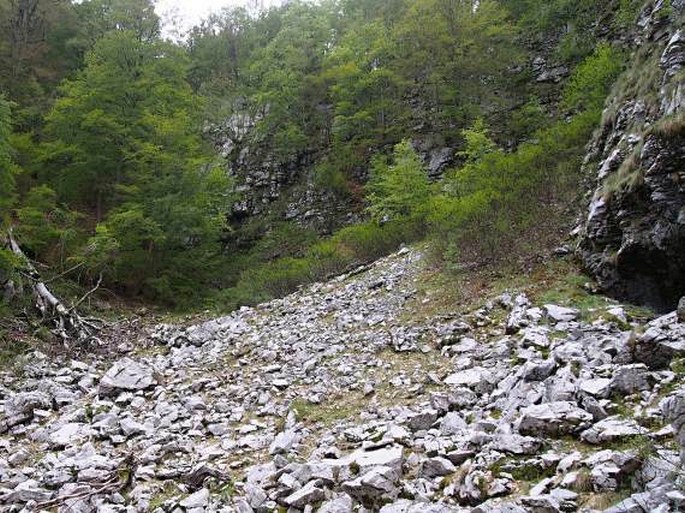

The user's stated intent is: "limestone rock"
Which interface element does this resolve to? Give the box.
[678,296,685,322]
[444,367,495,394]
[317,494,354,513]
[577,12,685,312]
[610,364,651,394]
[283,480,326,508]
[518,402,592,436]
[421,457,456,478]
[269,430,299,455]
[180,488,210,509]
[543,305,579,324]
[580,417,648,444]
[661,389,685,464]
[4,479,53,504]
[99,358,157,397]
[342,465,399,505]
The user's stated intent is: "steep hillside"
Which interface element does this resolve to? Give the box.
[579,0,685,312]
[2,248,685,512]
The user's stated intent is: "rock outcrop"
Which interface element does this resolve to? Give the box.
[208,107,360,236]
[2,248,685,512]
[578,1,685,311]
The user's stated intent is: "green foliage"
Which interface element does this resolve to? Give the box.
[431,113,598,265]
[457,119,497,164]
[82,161,231,302]
[331,218,423,263]
[507,98,548,142]
[563,44,625,112]
[0,0,83,128]
[248,222,318,261]
[0,0,637,313]
[325,20,409,149]
[615,0,644,28]
[213,217,422,311]
[514,0,602,61]
[73,0,160,44]
[85,209,164,294]
[238,257,313,299]
[243,2,335,160]
[394,0,520,120]
[26,29,233,304]
[312,157,353,197]
[425,44,625,267]
[0,94,18,283]
[15,185,81,264]
[187,7,256,95]
[367,140,432,222]
[0,94,16,225]
[42,32,203,216]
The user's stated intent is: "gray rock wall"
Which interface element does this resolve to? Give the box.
[578,1,685,312]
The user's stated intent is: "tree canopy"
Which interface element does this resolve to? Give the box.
[0,0,628,309]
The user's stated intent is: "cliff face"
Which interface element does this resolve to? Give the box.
[578,0,685,312]
[209,110,361,236]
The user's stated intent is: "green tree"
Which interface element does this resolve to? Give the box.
[187,7,256,95]
[457,119,497,164]
[42,31,197,219]
[245,2,335,159]
[0,95,15,224]
[73,0,160,44]
[325,20,408,149]
[394,0,520,124]
[0,94,18,282]
[0,0,82,129]
[14,185,81,265]
[367,139,432,222]
[40,30,232,301]
[510,0,601,61]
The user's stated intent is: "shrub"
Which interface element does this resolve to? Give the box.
[430,110,599,267]
[426,42,625,269]
[212,217,423,311]
[237,257,313,298]
[563,43,624,112]
[332,219,421,262]
[615,0,644,28]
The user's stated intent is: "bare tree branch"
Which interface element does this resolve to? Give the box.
[69,273,102,313]
[6,229,102,345]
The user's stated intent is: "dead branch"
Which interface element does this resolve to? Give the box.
[69,273,102,312]
[43,262,85,284]
[6,229,102,345]
[34,476,120,509]
[185,464,230,491]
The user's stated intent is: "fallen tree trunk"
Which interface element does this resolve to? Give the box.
[6,229,101,345]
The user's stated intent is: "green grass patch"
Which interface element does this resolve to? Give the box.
[290,397,365,427]
[149,482,180,510]
[535,268,611,319]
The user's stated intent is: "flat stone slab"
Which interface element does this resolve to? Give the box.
[581,417,649,445]
[99,358,157,397]
[518,401,593,436]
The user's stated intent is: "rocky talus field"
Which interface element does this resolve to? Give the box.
[2,249,685,513]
